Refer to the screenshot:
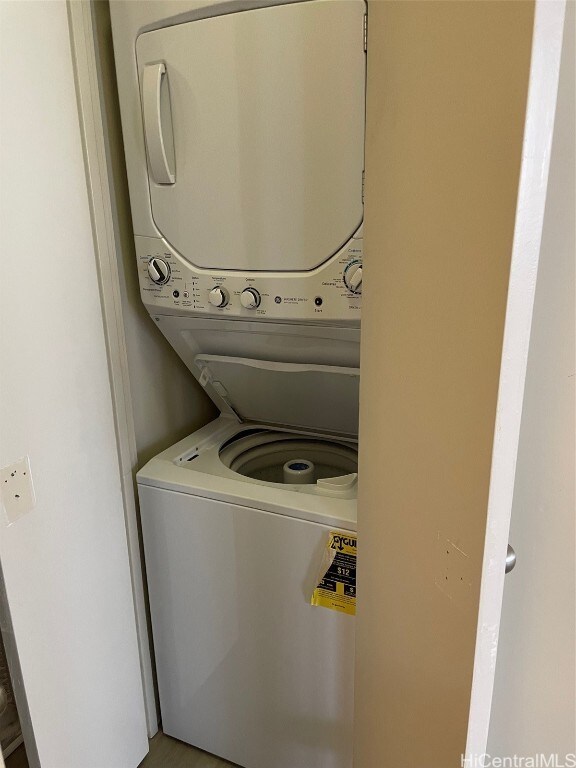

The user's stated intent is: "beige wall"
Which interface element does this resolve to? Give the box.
[355,2,534,765]
[487,3,575,758]
[93,1,216,468]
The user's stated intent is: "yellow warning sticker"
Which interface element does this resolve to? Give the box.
[311,530,357,616]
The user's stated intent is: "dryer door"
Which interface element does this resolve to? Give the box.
[136,0,366,272]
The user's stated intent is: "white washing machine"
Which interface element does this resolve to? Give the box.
[138,420,358,768]
[138,426,357,767]
[110,1,366,765]
[137,318,360,768]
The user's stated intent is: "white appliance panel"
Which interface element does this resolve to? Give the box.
[135,0,366,273]
[136,233,362,322]
[140,485,355,768]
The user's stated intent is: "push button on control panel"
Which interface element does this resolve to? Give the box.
[148,257,170,285]
[240,287,261,309]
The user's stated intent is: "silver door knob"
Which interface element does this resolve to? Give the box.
[505,544,517,574]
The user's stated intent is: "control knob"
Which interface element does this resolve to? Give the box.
[240,287,261,309]
[208,286,229,308]
[147,257,170,285]
[344,262,363,294]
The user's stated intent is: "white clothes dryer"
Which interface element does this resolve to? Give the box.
[110,0,366,326]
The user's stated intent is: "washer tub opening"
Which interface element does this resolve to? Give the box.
[219,429,358,485]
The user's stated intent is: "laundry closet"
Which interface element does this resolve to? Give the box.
[0,1,569,768]
[110,3,364,765]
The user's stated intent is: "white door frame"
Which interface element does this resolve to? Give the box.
[465,0,566,759]
[67,0,157,734]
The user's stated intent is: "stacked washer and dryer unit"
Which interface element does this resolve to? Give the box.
[111,1,365,766]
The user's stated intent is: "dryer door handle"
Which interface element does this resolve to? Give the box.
[142,62,175,185]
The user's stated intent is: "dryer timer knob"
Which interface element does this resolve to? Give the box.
[240,287,261,309]
[344,262,363,294]
[208,286,229,308]
[148,257,170,285]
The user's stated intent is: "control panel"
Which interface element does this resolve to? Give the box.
[136,233,363,323]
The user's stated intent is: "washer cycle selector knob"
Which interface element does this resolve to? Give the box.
[147,257,170,285]
[208,286,229,308]
[344,262,363,294]
[240,287,261,309]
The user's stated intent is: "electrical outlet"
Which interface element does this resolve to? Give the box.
[0,457,36,525]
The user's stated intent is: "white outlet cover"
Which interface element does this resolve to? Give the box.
[0,456,36,525]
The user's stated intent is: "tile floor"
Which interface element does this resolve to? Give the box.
[140,732,238,767]
[5,732,237,768]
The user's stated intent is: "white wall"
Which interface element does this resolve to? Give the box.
[0,2,148,766]
[487,3,575,758]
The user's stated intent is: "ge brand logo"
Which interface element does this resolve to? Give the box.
[274,296,282,304]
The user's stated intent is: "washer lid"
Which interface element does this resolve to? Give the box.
[194,354,359,437]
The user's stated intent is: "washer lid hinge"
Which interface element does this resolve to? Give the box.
[197,363,242,421]
[363,13,367,52]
